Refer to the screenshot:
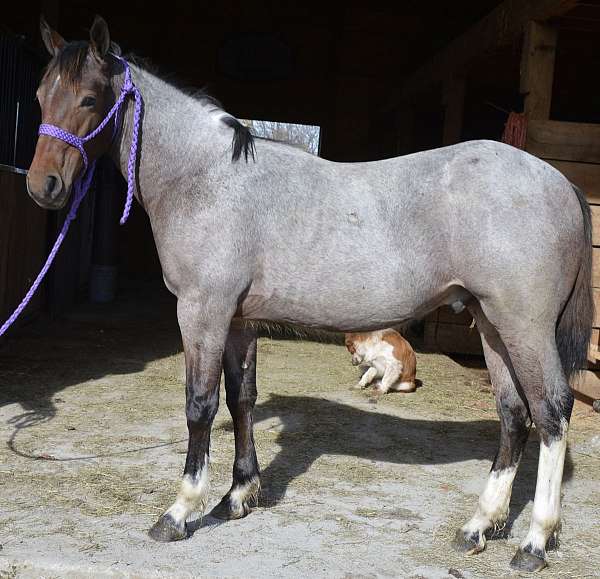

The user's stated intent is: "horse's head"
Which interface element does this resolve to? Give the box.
[27,16,117,209]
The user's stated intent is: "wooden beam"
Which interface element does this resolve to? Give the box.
[592,206,600,243]
[401,0,577,100]
[588,329,600,366]
[593,248,600,287]
[520,21,558,120]
[527,120,600,164]
[593,288,600,328]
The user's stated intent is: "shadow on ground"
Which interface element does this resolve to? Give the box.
[219,393,574,534]
[0,281,180,440]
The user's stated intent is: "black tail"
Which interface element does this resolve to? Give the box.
[556,184,594,381]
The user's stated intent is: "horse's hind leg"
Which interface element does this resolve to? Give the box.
[501,330,573,572]
[149,298,233,542]
[453,304,531,555]
[212,324,260,520]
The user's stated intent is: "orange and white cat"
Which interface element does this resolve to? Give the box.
[345,329,417,393]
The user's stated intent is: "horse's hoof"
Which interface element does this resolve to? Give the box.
[509,548,547,572]
[452,529,485,555]
[211,495,252,520]
[148,513,187,542]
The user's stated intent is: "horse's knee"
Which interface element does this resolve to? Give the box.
[186,392,219,426]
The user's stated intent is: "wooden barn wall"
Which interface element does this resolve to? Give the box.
[0,168,47,329]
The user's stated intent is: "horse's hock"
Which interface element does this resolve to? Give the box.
[1,287,599,577]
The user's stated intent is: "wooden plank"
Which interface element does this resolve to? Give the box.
[594,248,600,287]
[589,328,600,366]
[526,120,600,164]
[545,161,600,205]
[588,328,599,368]
[594,288,600,328]
[593,206,600,242]
[424,321,483,355]
[574,371,600,401]
[401,0,576,100]
[520,21,557,120]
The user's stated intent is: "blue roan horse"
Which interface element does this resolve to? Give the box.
[26,17,593,573]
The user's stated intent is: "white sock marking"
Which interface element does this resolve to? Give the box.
[521,422,568,552]
[165,454,210,524]
[230,476,261,507]
[463,466,517,536]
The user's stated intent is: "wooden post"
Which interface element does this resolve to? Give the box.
[442,76,466,145]
[520,21,558,120]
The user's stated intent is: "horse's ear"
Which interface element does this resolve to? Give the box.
[40,16,65,57]
[89,15,111,60]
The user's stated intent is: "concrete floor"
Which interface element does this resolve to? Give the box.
[1,283,599,578]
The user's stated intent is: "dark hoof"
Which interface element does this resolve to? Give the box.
[452,529,485,555]
[211,495,252,520]
[510,548,547,572]
[148,513,187,542]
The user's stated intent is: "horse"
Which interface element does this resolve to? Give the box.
[25,16,592,573]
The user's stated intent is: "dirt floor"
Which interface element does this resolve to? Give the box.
[1,282,599,578]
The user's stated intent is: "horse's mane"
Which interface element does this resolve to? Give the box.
[43,43,256,164]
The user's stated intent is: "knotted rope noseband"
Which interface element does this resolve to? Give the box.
[0,56,142,337]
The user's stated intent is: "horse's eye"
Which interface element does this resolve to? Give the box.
[80,96,96,108]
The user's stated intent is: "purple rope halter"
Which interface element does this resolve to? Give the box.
[0,56,142,338]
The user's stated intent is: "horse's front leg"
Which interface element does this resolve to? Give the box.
[149,297,233,542]
[212,322,260,520]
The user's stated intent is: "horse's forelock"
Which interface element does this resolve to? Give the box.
[42,41,91,89]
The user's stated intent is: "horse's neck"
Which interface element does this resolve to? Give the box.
[110,65,227,214]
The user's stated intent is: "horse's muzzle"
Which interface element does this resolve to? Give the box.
[26,172,69,210]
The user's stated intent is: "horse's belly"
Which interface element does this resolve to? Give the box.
[237,278,460,332]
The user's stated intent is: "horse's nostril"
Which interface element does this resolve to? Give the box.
[43,174,62,197]
[44,175,57,194]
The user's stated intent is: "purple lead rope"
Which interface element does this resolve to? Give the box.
[0,57,142,338]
